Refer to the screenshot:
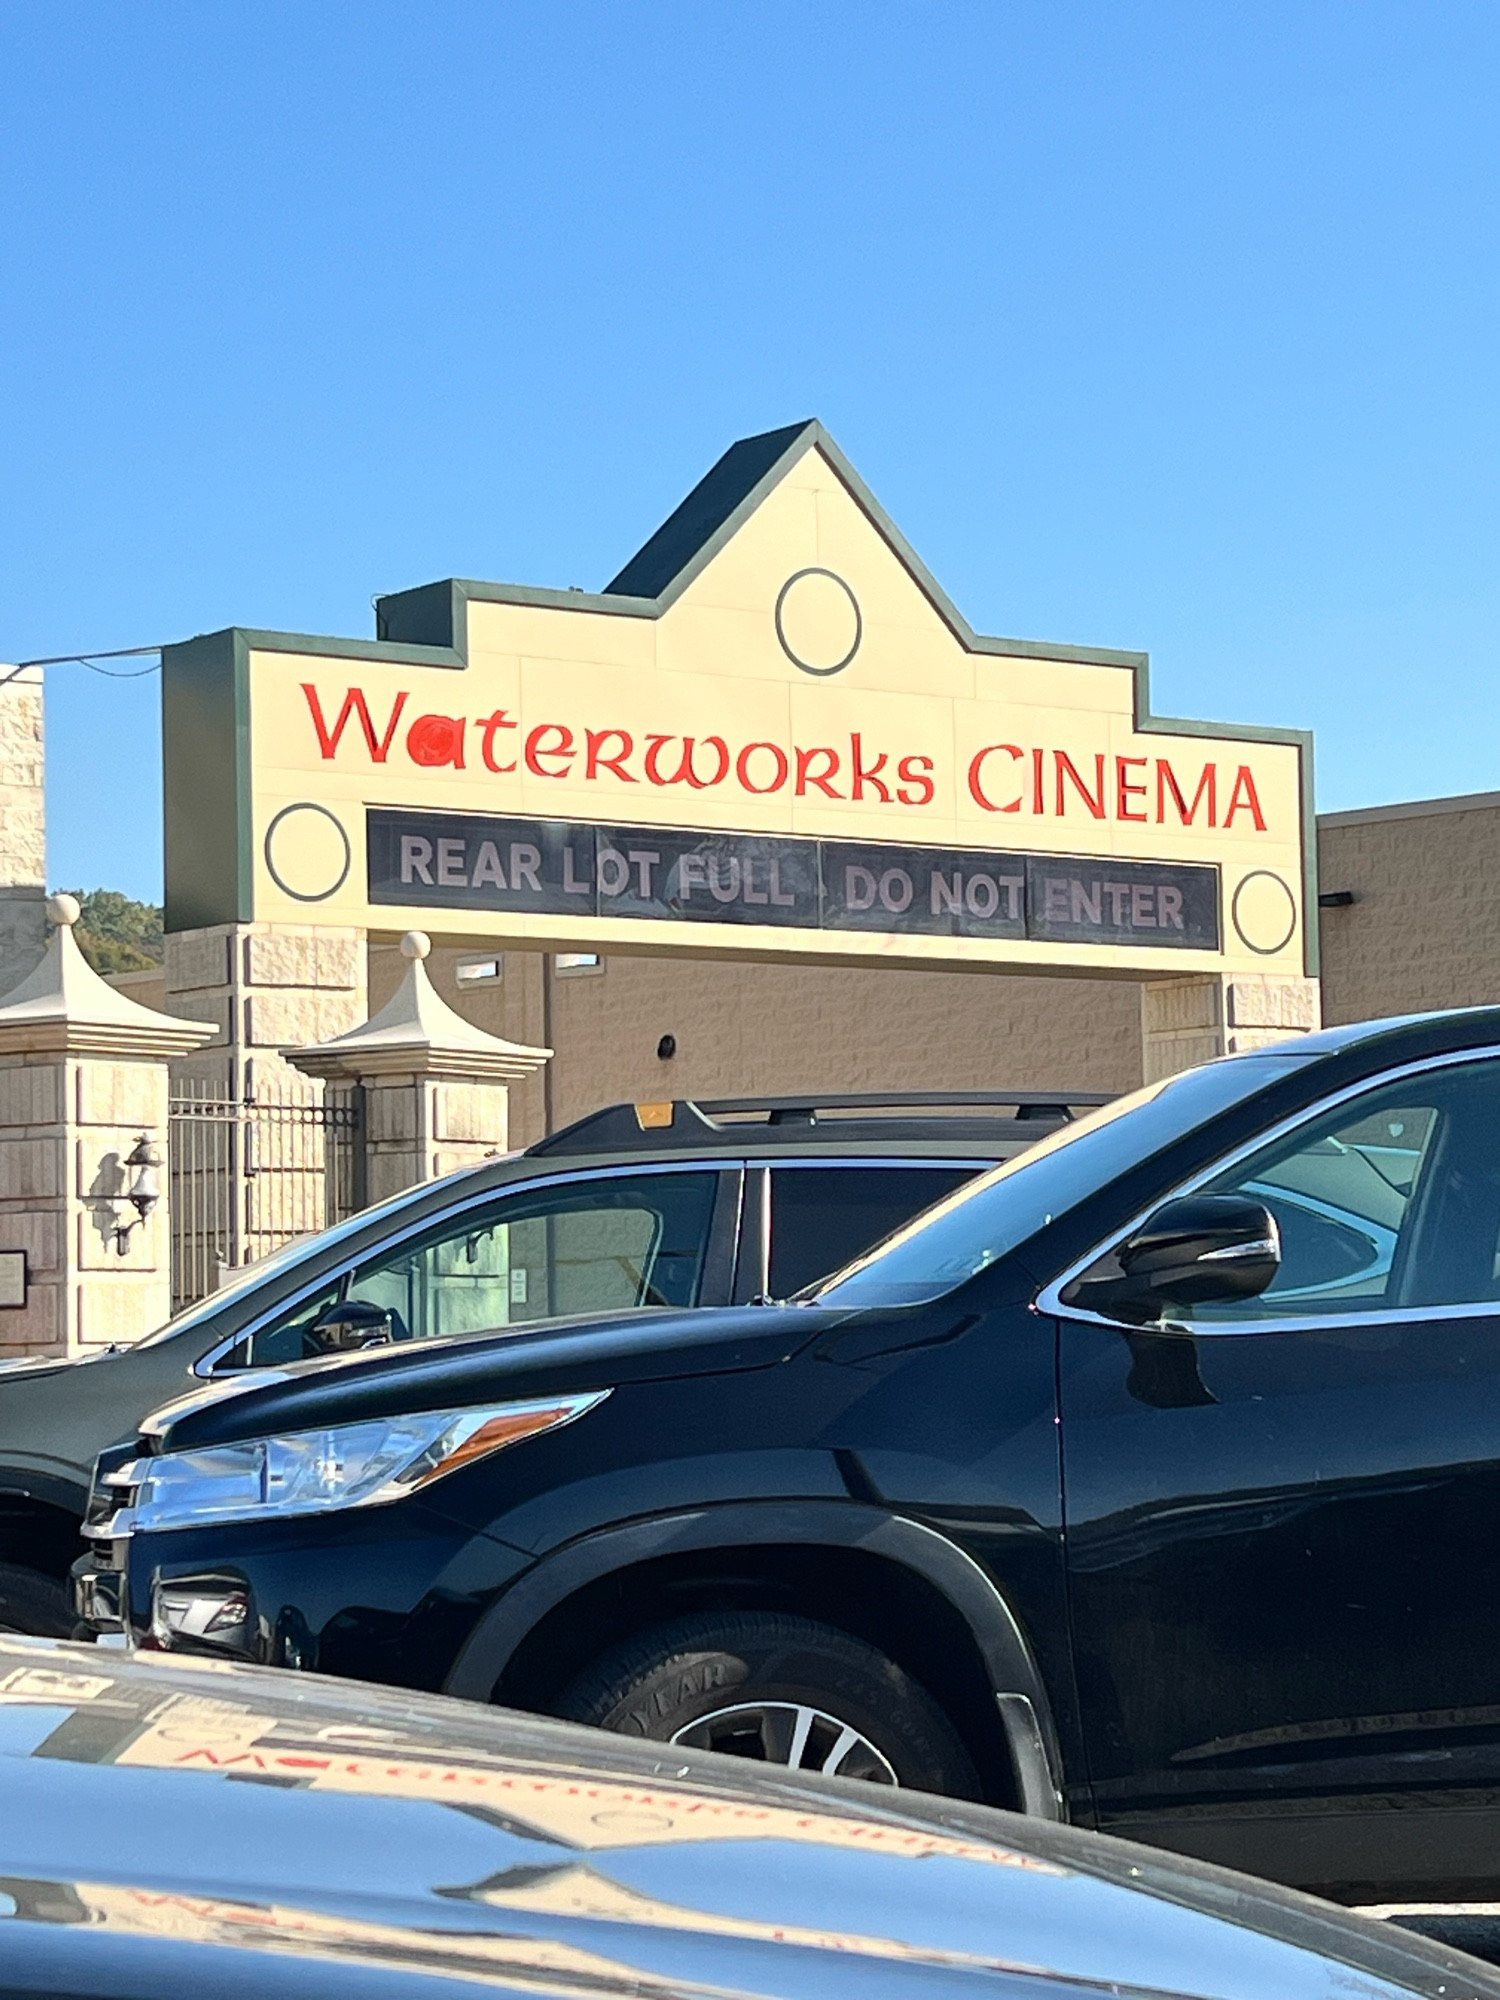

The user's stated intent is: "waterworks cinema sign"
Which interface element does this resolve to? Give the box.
[164,422,1313,977]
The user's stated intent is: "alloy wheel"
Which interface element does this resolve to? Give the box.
[669,1700,899,1783]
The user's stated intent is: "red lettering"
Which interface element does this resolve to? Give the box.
[406,714,466,768]
[896,754,935,807]
[794,745,842,798]
[850,734,890,803]
[478,709,518,773]
[585,727,636,782]
[643,735,730,788]
[1031,746,1045,814]
[967,744,1024,813]
[525,723,575,779]
[301,684,407,763]
[1156,759,1217,827]
[1115,755,1148,822]
[1224,764,1267,830]
[735,741,789,794]
[1055,751,1106,819]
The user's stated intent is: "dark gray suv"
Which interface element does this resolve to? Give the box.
[0,1090,1102,1634]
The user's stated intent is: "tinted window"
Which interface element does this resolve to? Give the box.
[768,1166,976,1298]
[812,1055,1308,1309]
[1180,1061,1500,1323]
[226,1170,720,1364]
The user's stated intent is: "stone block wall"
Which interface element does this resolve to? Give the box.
[363,1077,513,1202]
[1318,794,1500,1023]
[164,923,367,1101]
[0,668,47,1001]
[1141,972,1321,1084]
[0,1050,171,1356]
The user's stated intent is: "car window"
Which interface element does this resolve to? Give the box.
[1179,1058,1500,1323]
[810,1054,1310,1310]
[140,1163,498,1350]
[345,1169,720,1340]
[218,1282,343,1370]
[768,1166,977,1299]
[220,1170,721,1367]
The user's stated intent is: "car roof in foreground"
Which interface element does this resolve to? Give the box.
[0,1639,1490,2000]
[1267,1004,1500,1064]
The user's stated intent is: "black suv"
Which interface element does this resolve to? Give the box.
[0,1090,1093,1636]
[83,1009,1500,1903]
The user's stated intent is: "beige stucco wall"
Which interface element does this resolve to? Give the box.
[370,940,1148,1149]
[1318,792,1500,1024]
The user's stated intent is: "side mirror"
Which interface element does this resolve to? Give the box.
[308,1300,396,1353]
[1061,1195,1280,1326]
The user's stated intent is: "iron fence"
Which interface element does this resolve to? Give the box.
[169,1084,365,1312]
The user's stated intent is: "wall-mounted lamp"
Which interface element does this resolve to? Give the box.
[115,1135,161,1255]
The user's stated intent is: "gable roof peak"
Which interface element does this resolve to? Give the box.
[604,420,823,603]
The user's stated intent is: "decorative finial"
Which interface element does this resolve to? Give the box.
[400,931,432,961]
[46,893,80,928]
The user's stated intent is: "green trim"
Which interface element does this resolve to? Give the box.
[162,629,255,930]
[165,423,1319,971]
[235,626,465,669]
[1123,664,1318,980]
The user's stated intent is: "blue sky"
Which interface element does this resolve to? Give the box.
[3,3,1498,902]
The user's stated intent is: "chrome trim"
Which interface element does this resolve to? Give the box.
[756,1158,987,1173]
[72,1569,123,1629]
[996,1693,1065,1820]
[192,1155,989,1378]
[1038,1043,1500,1338]
[1199,1236,1278,1263]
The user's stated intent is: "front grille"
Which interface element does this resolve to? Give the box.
[83,1437,155,1544]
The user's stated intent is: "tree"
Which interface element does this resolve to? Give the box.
[61,889,164,976]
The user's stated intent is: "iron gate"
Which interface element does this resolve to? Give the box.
[169,1085,365,1312]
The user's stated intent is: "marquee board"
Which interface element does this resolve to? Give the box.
[164,422,1314,980]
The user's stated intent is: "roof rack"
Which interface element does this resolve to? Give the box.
[526,1089,1115,1157]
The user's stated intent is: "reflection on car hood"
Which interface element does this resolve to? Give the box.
[148,1302,837,1449]
[0,1352,90,1382]
[0,1638,1488,1999]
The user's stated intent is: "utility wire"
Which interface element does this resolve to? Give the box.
[1,645,164,690]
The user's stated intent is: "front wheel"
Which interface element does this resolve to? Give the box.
[553,1610,978,1796]
[0,1562,74,1638]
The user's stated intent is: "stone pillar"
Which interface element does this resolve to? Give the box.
[0,666,48,1000]
[286,932,550,1203]
[1142,972,1321,1084]
[0,895,214,1357]
[162,922,367,1102]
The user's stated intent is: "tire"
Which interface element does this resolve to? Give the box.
[553,1610,979,1798]
[0,1562,73,1638]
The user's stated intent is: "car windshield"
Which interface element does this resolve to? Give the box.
[807,1053,1312,1309]
[135,1162,496,1347]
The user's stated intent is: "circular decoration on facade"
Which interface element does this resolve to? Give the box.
[775,568,862,676]
[264,802,352,903]
[1230,869,1298,956]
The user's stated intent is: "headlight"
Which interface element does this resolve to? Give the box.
[102,1392,608,1535]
